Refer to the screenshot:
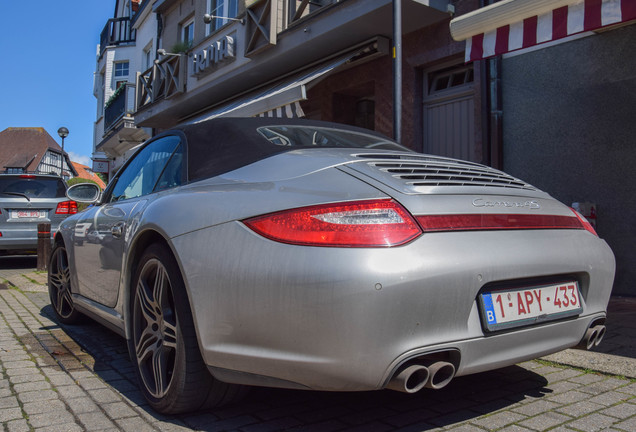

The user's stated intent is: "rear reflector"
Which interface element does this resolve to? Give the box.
[55,201,78,215]
[416,213,590,233]
[244,199,422,247]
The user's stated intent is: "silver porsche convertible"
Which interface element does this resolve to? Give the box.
[50,118,615,414]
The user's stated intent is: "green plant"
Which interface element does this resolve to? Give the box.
[170,40,193,54]
[105,85,126,109]
[66,178,100,188]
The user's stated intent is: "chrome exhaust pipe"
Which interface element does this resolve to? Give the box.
[424,361,456,390]
[386,365,430,394]
[592,325,606,347]
[576,324,606,350]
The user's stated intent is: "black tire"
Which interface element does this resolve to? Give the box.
[129,243,245,414]
[48,242,82,324]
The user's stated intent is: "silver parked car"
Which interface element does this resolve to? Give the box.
[0,174,77,254]
[50,118,615,414]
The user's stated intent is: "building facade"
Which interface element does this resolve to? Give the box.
[134,0,481,161]
[93,0,156,178]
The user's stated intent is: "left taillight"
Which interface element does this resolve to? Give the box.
[243,199,422,247]
[56,201,78,215]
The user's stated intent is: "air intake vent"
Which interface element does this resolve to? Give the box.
[354,154,536,191]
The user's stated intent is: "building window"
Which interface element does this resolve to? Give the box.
[143,43,153,71]
[114,61,130,79]
[206,0,238,34]
[181,18,195,45]
[428,65,474,96]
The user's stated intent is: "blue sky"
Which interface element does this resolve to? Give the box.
[0,1,116,166]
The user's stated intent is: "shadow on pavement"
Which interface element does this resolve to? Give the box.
[38,304,558,431]
[0,254,37,270]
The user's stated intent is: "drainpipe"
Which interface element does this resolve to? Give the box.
[481,0,503,169]
[393,0,402,143]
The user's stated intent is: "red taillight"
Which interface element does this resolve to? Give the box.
[56,201,78,215]
[19,175,36,179]
[416,213,593,234]
[244,199,422,247]
[570,208,598,236]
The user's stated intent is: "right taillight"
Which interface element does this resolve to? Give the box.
[570,208,598,236]
[56,201,78,215]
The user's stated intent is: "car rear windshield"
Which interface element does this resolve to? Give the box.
[0,176,67,199]
[257,126,407,151]
[179,118,410,183]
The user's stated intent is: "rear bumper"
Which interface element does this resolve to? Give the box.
[173,223,615,391]
[0,227,56,251]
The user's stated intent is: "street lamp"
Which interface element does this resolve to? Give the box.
[203,13,244,25]
[57,127,69,178]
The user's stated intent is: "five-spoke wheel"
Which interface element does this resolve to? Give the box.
[48,243,81,324]
[132,256,178,399]
[130,243,245,414]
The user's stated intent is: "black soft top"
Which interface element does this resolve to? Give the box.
[174,117,393,182]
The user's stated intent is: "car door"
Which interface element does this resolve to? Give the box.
[73,135,183,307]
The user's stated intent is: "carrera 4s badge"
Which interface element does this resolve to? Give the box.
[472,198,541,210]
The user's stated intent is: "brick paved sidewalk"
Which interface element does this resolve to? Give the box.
[1,286,636,431]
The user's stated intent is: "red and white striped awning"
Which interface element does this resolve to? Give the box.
[450,0,636,62]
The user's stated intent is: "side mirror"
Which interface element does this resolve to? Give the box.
[67,183,101,204]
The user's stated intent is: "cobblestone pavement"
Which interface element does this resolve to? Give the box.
[1,260,635,431]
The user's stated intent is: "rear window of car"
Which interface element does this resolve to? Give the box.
[257,126,407,151]
[179,118,411,183]
[0,176,67,199]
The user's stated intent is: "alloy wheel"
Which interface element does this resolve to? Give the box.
[49,246,75,319]
[133,258,178,399]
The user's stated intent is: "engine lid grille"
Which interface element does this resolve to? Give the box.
[352,153,537,192]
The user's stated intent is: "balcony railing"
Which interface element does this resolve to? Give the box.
[105,83,136,131]
[245,0,337,56]
[136,54,187,111]
[100,17,136,58]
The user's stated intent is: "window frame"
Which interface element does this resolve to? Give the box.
[103,133,186,204]
[181,17,195,45]
[113,61,130,79]
[206,0,239,35]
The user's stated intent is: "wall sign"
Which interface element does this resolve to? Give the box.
[92,160,109,173]
[192,33,236,77]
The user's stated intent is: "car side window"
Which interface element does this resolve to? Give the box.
[153,144,184,193]
[110,136,181,202]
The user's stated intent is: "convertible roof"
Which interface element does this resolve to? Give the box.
[173,117,388,182]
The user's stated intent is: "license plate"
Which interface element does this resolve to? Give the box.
[12,210,45,219]
[479,281,583,332]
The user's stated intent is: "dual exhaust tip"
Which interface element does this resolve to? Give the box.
[386,360,456,394]
[576,324,607,350]
[388,322,607,393]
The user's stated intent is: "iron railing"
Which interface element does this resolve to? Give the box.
[100,17,136,58]
[105,83,136,131]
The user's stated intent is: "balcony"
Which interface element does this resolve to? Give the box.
[245,0,338,56]
[104,83,136,132]
[100,17,136,58]
[136,54,187,112]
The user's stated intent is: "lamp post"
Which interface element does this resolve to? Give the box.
[57,127,69,178]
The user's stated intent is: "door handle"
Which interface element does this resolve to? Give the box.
[111,222,125,238]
